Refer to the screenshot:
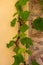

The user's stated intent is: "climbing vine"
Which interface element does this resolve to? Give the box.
[7,0,43,65]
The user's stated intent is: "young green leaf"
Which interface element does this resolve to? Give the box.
[7,40,14,48]
[11,18,17,27]
[18,48,26,54]
[20,37,33,48]
[20,24,29,33]
[15,1,22,11]
[33,17,43,31]
[31,60,39,65]
[19,11,30,21]
[13,54,24,65]
[19,0,28,6]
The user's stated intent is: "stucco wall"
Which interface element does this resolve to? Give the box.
[0,0,18,65]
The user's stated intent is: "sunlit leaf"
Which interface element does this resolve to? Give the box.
[19,11,30,21]
[7,40,14,48]
[15,1,22,11]
[20,37,33,48]
[19,0,28,6]
[20,24,29,33]
[18,48,26,54]
[13,54,24,65]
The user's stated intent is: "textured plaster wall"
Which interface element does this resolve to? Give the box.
[0,0,18,65]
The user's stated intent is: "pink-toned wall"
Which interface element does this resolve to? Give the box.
[0,0,18,65]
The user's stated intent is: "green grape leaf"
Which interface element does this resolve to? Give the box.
[20,24,29,33]
[20,37,33,48]
[33,17,43,31]
[7,40,14,48]
[11,18,17,27]
[19,0,28,6]
[13,54,24,65]
[19,11,30,21]
[15,1,22,11]
[31,60,39,65]
[18,48,26,54]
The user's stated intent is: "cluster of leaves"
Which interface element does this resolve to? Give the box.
[6,0,42,65]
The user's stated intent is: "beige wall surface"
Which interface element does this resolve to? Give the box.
[0,0,18,65]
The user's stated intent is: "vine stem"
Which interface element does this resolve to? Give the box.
[14,17,22,47]
[14,17,27,65]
